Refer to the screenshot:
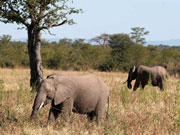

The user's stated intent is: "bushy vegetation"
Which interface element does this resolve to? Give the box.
[0,69,180,134]
[0,34,180,76]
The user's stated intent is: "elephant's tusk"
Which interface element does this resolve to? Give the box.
[39,102,44,109]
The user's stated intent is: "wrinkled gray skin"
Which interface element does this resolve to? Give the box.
[126,65,167,91]
[30,74,109,122]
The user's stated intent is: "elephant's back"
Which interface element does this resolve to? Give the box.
[156,66,167,76]
[72,74,109,113]
[48,73,109,94]
[74,74,109,94]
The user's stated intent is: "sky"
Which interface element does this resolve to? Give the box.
[0,0,180,41]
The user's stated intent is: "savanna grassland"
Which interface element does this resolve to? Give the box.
[0,68,180,135]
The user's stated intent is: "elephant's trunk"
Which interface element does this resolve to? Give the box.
[30,92,46,119]
[123,79,132,89]
[127,81,132,89]
[127,76,132,89]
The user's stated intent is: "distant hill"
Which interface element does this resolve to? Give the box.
[154,45,180,50]
[146,39,180,46]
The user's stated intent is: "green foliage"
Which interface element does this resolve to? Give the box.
[0,0,82,87]
[146,45,162,66]
[125,44,149,66]
[58,38,73,46]
[0,34,180,75]
[98,55,114,71]
[100,33,135,71]
[108,33,133,50]
[130,27,149,45]
[0,0,81,27]
[0,35,11,45]
[0,40,29,68]
[41,40,109,70]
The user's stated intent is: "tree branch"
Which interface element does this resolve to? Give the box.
[40,20,67,35]
[4,2,29,27]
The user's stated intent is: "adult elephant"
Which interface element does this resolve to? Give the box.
[124,65,167,91]
[30,74,109,123]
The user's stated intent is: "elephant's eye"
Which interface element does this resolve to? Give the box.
[46,95,51,99]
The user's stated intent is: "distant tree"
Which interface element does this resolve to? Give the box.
[125,44,149,67]
[73,39,85,47]
[0,34,12,44]
[59,38,73,47]
[146,45,161,66]
[108,33,133,50]
[41,39,49,46]
[108,33,134,70]
[130,27,149,45]
[90,33,109,48]
[0,0,81,87]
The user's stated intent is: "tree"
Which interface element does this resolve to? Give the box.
[72,38,85,47]
[108,33,133,50]
[108,33,134,70]
[130,27,149,45]
[90,33,109,48]
[59,38,73,47]
[125,44,149,68]
[0,34,12,44]
[0,0,81,87]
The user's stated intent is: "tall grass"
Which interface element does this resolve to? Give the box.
[0,68,180,134]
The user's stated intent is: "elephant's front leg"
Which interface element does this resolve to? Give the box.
[61,99,73,122]
[48,103,62,122]
[48,108,58,122]
[133,78,140,91]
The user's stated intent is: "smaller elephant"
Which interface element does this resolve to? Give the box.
[124,65,167,91]
[30,74,109,123]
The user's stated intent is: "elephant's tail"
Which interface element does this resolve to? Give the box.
[106,96,110,120]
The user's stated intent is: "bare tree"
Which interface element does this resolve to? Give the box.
[90,33,110,48]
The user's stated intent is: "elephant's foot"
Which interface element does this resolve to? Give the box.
[48,108,60,123]
[61,112,71,122]
[87,111,95,121]
[160,88,164,91]
[133,89,137,91]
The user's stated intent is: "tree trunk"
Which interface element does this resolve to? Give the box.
[27,26,43,88]
[103,40,107,48]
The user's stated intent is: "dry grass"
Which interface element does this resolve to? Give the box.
[0,68,180,135]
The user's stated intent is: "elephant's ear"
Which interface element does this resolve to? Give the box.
[132,65,136,72]
[54,84,70,105]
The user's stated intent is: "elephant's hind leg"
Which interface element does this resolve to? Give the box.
[95,101,106,123]
[159,79,164,91]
